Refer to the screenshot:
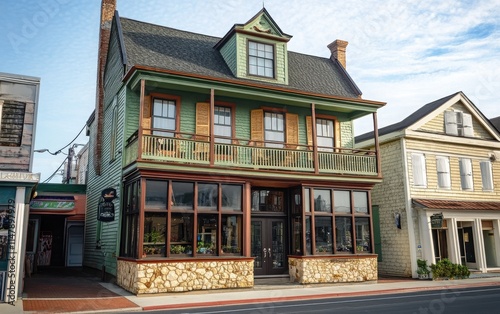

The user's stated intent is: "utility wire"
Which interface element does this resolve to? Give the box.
[42,156,68,183]
[34,123,86,155]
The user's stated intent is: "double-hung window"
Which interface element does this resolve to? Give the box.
[264,112,284,148]
[152,98,176,137]
[214,106,232,144]
[436,156,451,189]
[316,118,334,152]
[248,41,274,78]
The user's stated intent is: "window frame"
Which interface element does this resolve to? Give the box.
[150,93,181,137]
[480,160,494,191]
[444,110,473,137]
[411,153,427,187]
[436,156,451,189]
[459,158,474,190]
[296,187,373,256]
[213,103,235,144]
[247,40,275,78]
[264,111,285,147]
[110,96,118,161]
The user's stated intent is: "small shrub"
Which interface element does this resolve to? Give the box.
[416,259,430,276]
[430,258,470,280]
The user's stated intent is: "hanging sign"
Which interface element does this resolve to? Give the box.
[431,213,443,229]
[97,188,117,222]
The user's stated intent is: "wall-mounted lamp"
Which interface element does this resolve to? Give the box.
[395,213,401,229]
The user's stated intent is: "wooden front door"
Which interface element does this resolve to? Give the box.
[251,217,287,276]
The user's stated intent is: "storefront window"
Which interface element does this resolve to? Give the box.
[170,213,193,255]
[222,185,242,211]
[172,182,194,209]
[145,180,168,209]
[197,214,217,254]
[304,188,311,212]
[121,180,139,258]
[198,183,218,210]
[305,216,312,255]
[315,217,333,253]
[353,191,368,214]
[336,216,353,253]
[221,215,242,254]
[334,190,350,213]
[143,213,166,256]
[314,189,331,213]
[355,217,371,252]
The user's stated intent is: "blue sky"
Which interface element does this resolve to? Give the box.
[1,0,499,182]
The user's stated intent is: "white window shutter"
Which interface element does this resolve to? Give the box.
[436,156,451,188]
[412,153,426,187]
[480,161,493,191]
[462,113,474,137]
[459,158,473,190]
[444,111,458,136]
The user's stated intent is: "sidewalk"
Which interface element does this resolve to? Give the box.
[4,273,500,313]
[107,275,500,312]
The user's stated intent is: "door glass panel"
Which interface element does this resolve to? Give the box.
[271,221,285,269]
[251,221,263,269]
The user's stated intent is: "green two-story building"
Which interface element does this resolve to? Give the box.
[85,1,385,294]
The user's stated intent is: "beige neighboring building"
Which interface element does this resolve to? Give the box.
[356,91,500,277]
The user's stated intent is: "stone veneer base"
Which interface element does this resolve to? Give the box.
[289,255,378,284]
[117,258,254,294]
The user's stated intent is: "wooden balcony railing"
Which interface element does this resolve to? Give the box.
[125,134,377,176]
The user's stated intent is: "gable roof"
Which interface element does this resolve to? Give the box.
[117,15,362,99]
[355,92,460,143]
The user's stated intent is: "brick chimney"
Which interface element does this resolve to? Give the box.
[328,39,348,69]
[93,0,116,175]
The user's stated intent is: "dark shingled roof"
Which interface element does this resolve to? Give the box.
[490,116,500,133]
[355,92,461,143]
[413,199,500,211]
[118,17,361,99]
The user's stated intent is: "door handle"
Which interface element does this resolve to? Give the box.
[268,248,271,259]
[263,248,267,258]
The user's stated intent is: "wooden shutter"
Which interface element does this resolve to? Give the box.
[251,109,264,146]
[196,102,210,141]
[459,158,473,190]
[142,95,151,135]
[436,156,450,188]
[306,116,313,148]
[444,111,458,135]
[286,113,299,148]
[412,153,426,187]
[462,113,474,137]
[480,161,493,191]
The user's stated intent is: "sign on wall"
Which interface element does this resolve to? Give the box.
[97,188,117,222]
[431,213,443,229]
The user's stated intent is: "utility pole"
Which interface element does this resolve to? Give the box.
[66,146,75,184]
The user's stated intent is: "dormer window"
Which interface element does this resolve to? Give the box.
[444,111,473,137]
[248,41,274,78]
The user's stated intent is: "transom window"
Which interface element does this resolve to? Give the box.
[248,41,274,78]
[214,106,232,143]
[264,112,284,147]
[152,99,176,137]
[316,118,334,152]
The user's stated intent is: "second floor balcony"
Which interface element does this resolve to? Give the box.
[124,131,379,177]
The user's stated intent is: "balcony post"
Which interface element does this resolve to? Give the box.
[209,88,215,166]
[372,112,382,178]
[138,79,145,160]
[311,103,319,174]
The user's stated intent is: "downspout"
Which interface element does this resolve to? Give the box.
[401,137,418,277]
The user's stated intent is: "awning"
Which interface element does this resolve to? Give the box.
[30,196,75,211]
[413,199,500,211]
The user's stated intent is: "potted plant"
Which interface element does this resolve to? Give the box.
[417,259,431,279]
[170,244,186,254]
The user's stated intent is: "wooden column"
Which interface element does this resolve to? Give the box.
[373,112,382,178]
[209,88,215,167]
[138,79,145,160]
[311,103,319,174]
